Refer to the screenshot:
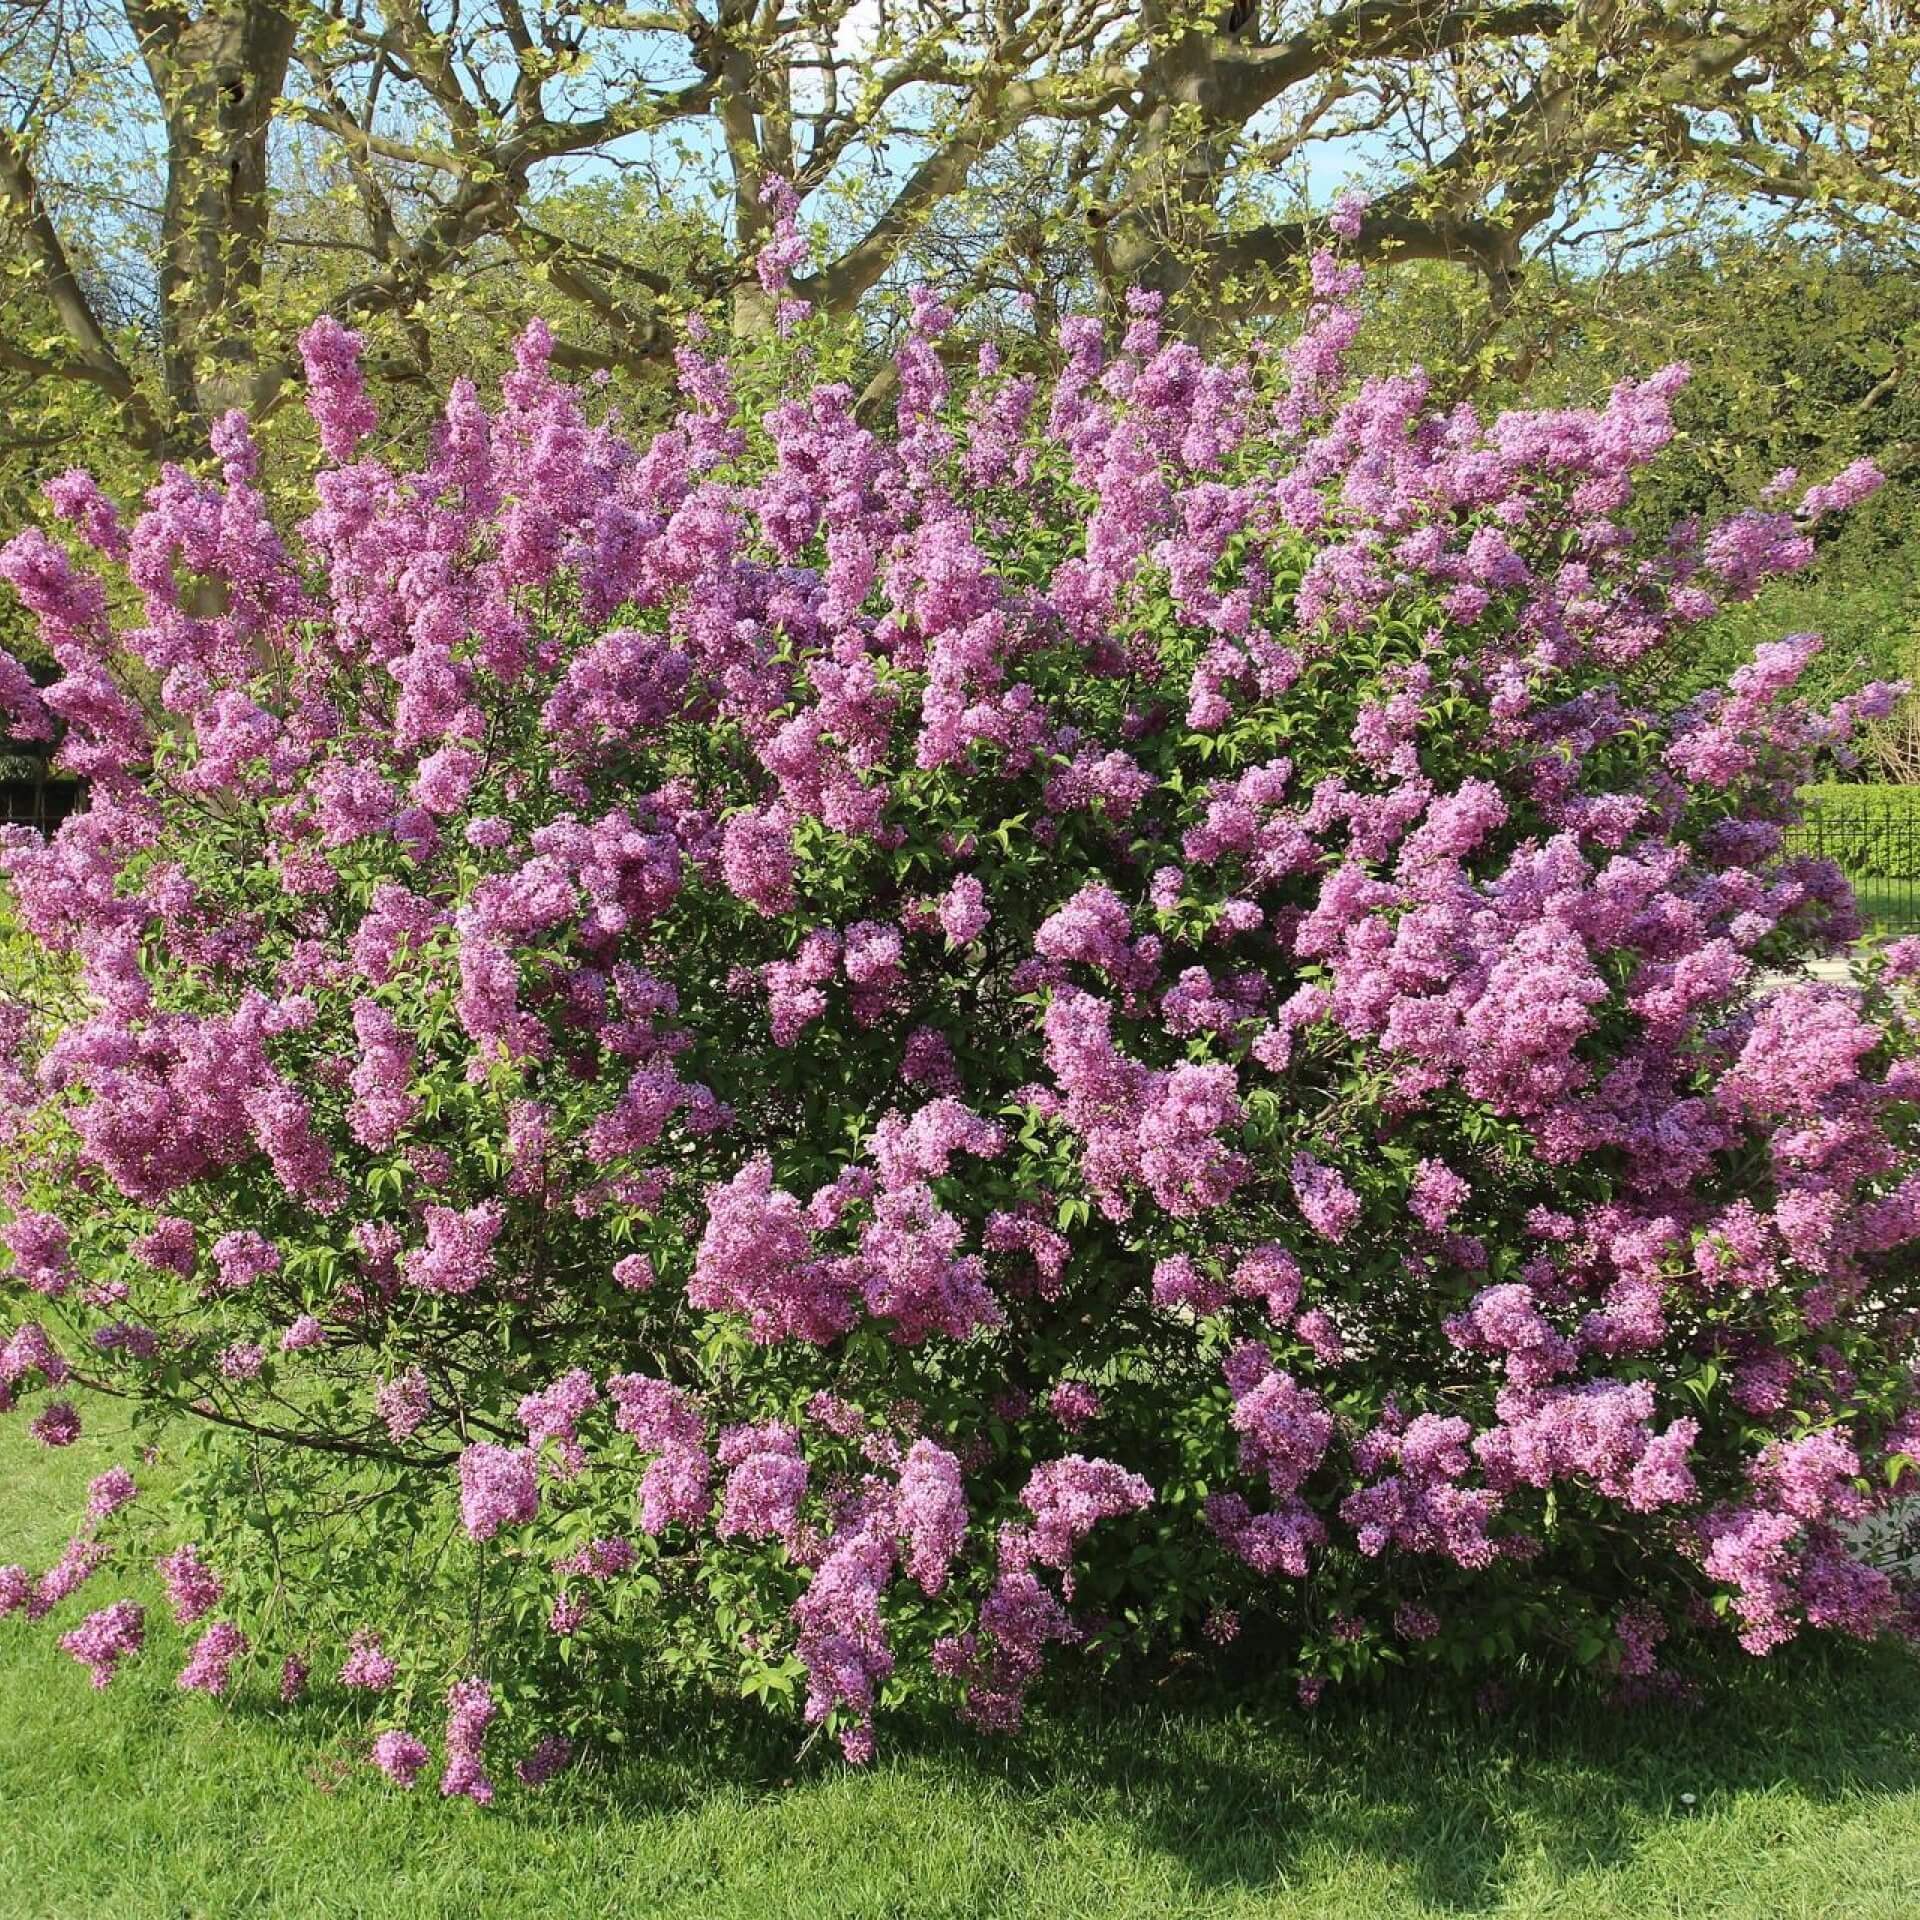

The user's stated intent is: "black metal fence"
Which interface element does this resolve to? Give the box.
[0,775,83,835]
[0,675,84,833]
[1784,796,1920,936]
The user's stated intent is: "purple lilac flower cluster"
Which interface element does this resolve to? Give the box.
[0,230,1916,1782]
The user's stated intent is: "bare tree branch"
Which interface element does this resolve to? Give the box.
[0,120,165,443]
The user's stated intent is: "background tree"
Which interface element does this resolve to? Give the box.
[1093,0,1920,335]
[0,0,1132,462]
[1513,243,1920,744]
[1,0,1916,480]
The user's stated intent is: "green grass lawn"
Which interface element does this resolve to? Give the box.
[5,1424,1920,1919]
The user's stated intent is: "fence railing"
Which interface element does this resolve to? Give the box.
[1784,795,1920,936]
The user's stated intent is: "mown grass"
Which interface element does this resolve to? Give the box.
[4,1420,1920,1919]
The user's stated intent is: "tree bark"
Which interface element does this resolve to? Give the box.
[127,0,298,446]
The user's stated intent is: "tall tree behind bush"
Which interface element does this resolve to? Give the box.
[1529,247,1920,749]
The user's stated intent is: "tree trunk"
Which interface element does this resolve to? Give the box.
[1095,20,1255,340]
[135,0,298,449]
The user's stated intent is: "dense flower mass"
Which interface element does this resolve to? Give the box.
[1,243,1918,1782]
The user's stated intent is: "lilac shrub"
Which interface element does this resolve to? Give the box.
[3,231,1920,1784]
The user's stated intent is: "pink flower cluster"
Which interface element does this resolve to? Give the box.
[156,1544,222,1625]
[58,1599,145,1688]
[440,1676,497,1804]
[178,1620,249,1696]
[457,1444,539,1541]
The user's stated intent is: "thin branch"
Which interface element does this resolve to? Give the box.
[69,1369,457,1467]
[0,122,165,444]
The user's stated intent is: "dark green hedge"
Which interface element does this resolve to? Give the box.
[1797,784,1920,879]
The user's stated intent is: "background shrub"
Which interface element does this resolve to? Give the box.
[1798,787,1920,882]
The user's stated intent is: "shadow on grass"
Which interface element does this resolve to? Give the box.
[451,1637,1920,1914]
[8,1413,1919,1913]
